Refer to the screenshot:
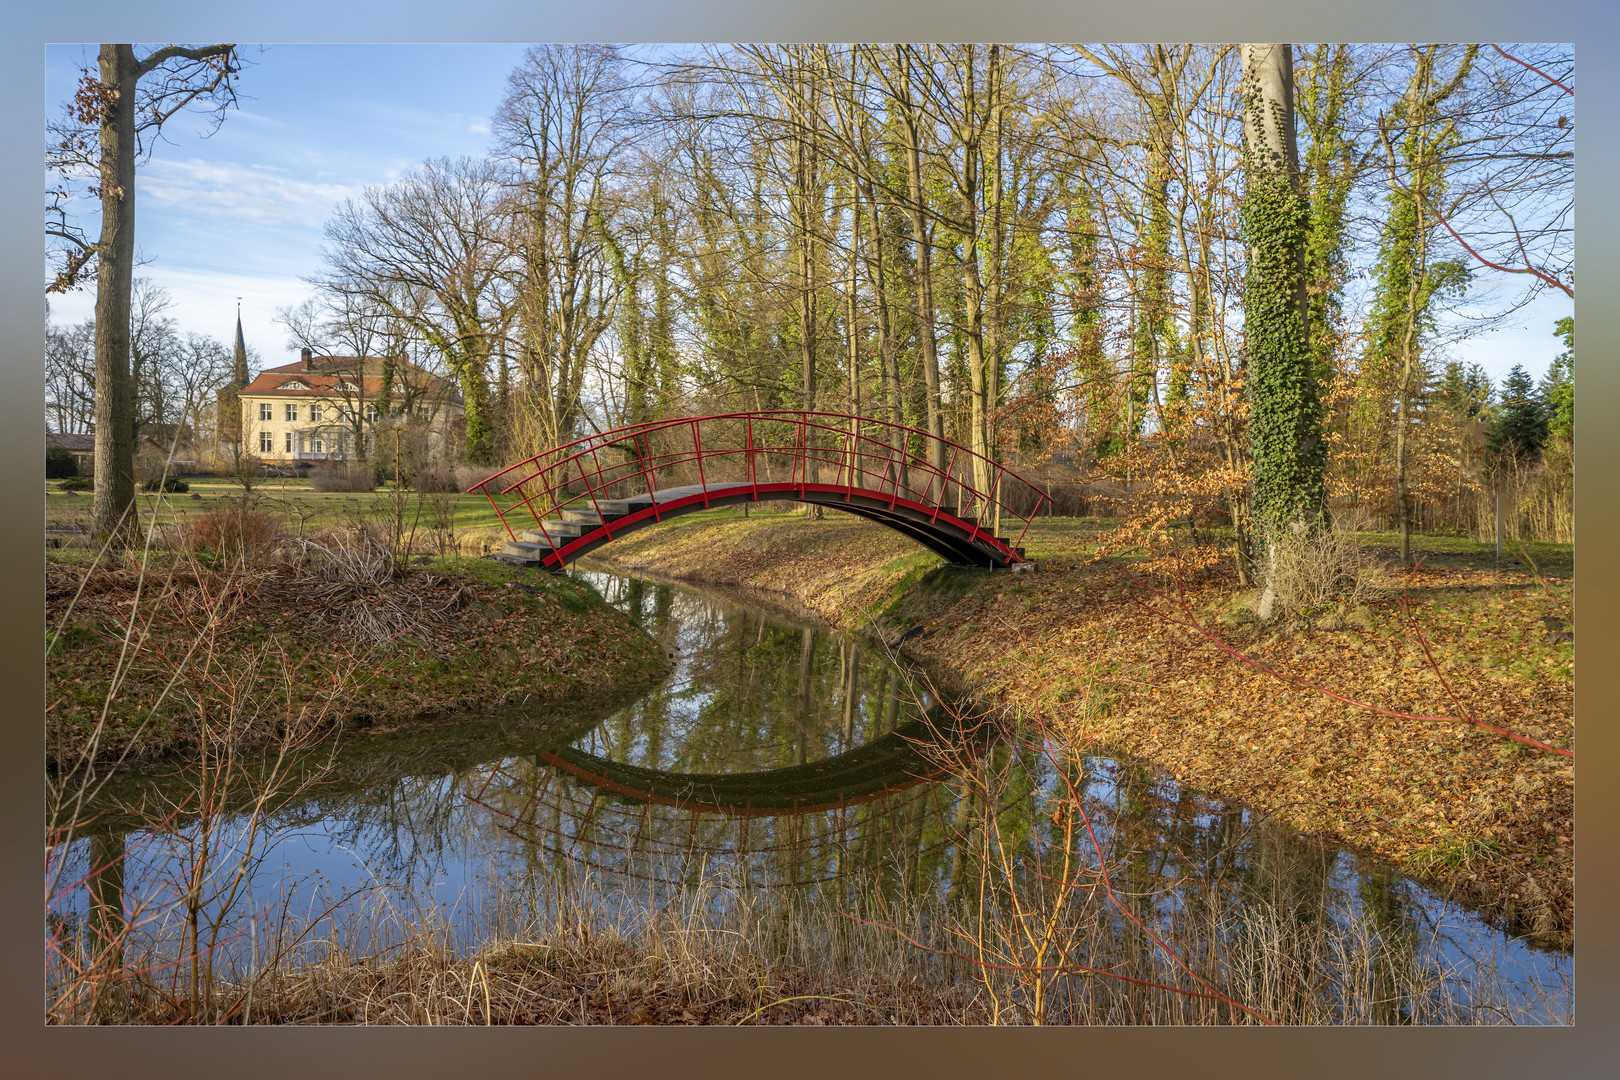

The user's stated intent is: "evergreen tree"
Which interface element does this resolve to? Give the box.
[1490,363,1549,462]
[1437,360,1492,419]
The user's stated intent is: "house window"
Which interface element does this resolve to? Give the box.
[285,432,295,453]
[365,406,378,424]
[312,436,325,454]
[285,404,298,422]
[259,431,273,453]
[337,433,350,457]
[259,403,272,421]
[310,404,323,423]
[416,407,428,419]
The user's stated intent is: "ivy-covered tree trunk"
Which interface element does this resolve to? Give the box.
[1241,44,1324,617]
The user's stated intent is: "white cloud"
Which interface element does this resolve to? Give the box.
[137,158,364,229]
[48,264,320,371]
[467,118,491,136]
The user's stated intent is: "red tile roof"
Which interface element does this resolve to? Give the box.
[241,356,459,403]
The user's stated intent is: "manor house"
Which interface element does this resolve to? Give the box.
[238,348,464,465]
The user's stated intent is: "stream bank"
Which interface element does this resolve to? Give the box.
[582,508,1574,950]
[45,551,670,773]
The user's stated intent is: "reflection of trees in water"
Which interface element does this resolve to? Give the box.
[579,572,900,777]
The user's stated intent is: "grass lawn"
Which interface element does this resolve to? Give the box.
[46,476,512,551]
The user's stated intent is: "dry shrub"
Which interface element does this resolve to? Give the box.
[1258,527,1377,616]
[309,463,377,493]
[411,463,459,493]
[188,504,281,560]
[280,525,397,586]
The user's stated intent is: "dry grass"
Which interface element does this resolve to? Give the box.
[44,506,1570,1025]
[47,752,1569,1026]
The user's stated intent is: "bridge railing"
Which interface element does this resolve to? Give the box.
[468,411,1049,560]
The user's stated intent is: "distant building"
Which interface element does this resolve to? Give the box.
[46,431,95,473]
[237,348,464,464]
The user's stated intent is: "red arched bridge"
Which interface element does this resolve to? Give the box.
[469,411,1049,570]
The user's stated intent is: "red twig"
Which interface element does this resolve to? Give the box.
[1376,117,1571,299]
[1490,44,1573,96]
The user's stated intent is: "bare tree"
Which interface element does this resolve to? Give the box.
[315,157,512,465]
[494,44,632,456]
[46,313,97,435]
[47,43,241,538]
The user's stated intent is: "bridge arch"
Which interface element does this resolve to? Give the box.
[469,412,1050,571]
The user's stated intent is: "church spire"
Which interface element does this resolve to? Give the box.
[233,301,249,388]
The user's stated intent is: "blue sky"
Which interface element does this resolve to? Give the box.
[44,43,1574,386]
[45,44,532,368]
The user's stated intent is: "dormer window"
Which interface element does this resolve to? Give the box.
[277,381,304,390]
[337,381,360,392]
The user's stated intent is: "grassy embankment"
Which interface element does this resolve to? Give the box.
[581,505,1575,949]
[45,479,668,771]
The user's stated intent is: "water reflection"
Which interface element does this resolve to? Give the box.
[49,568,1570,1022]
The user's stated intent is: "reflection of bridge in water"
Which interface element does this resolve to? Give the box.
[534,715,995,816]
[477,710,1009,893]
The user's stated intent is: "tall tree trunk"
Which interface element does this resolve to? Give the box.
[1135,47,1175,439]
[790,59,823,518]
[896,48,946,491]
[1241,43,1321,619]
[986,45,1005,538]
[959,47,992,500]
[92,45,139,540]
[847,173,861,421]
[860,174,906,494]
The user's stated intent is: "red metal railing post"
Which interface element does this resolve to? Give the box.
[883,440,899,509]
[625,429,659,522]
[514,465,558,556]
[483,488,515,541]
[848,427,861,501]
[1012,491,1043,558]
[746,417,757,499]
[931,447,959,525]
[692,419,709,506]
[578,453,613,539]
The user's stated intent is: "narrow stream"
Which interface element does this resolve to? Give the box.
[49,566,1572,1023]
